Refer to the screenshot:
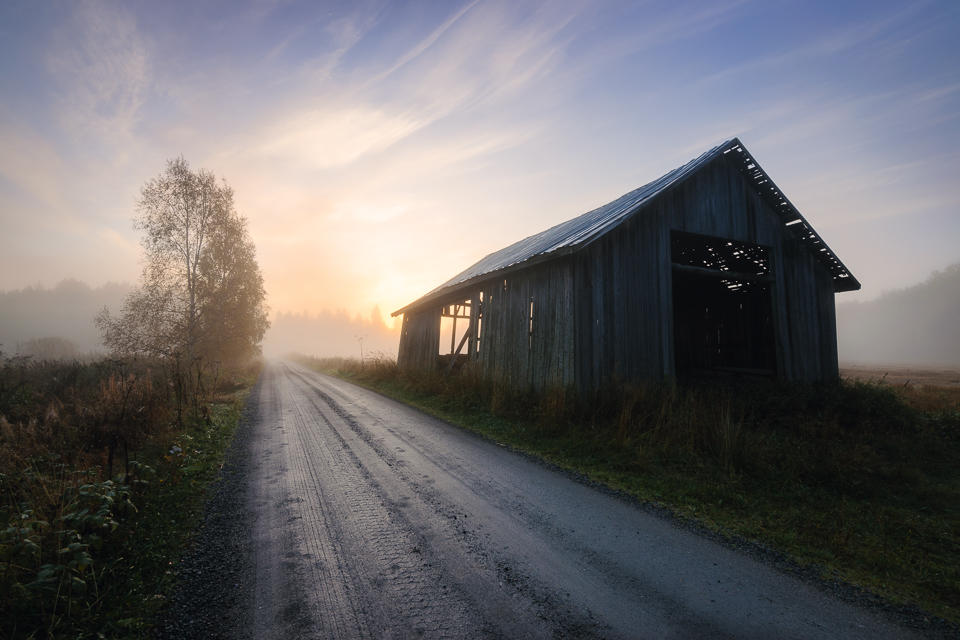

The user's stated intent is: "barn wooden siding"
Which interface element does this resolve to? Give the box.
[572,153,839,387]
[397,308,440,371]
[394,260,576,388]
[473,260,575,389]
[394,140,848,390]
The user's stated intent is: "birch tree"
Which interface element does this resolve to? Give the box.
[98,158,268,416]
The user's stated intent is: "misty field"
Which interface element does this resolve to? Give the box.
[842,364,960,387]
[302,355,960,628]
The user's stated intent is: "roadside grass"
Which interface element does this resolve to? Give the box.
[0,356,259,639]
[295,354,960,626]
[89,384,252,638]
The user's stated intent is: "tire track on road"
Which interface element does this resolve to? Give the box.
[280,362,925,640]
[240,362,926,640]
[285,364,614,639]
[281,363,494,638]
[281,373,373,637]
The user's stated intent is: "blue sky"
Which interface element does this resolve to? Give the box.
[1,0,958,322]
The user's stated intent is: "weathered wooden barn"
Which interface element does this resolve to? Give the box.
[392,138,860,390]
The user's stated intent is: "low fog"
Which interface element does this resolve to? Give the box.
[0,279,131,358]
[0,280,399,361]
[836,262,960,367]
[1,264,957,368]
[263,308,399,361]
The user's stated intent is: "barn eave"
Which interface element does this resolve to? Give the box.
[392,137,860,318]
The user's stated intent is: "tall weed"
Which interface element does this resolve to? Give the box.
[0,355,178,637]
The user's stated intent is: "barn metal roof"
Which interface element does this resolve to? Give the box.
[393,137,859,316]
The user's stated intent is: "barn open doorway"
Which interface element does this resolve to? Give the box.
[670,231,776,376]
[438,300,475,371]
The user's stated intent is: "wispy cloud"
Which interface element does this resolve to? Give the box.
[46,0,149,144]
[291,7,384,87]
[362,0,481,88]
[0,117,68,213]
[229,1,582,176]
[913,82,960,105]
[673,102,803,156]
[793,148,960,226]
[697,3,928,86]
[564,0,751,77]
[256,106,423,169]
[355,1,586,127]
[2,0,956,316]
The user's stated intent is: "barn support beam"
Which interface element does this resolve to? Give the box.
[671,263,772,283]
[446,323,472,373]
[468,293,480,360]
[440,303,470,318]
[451,304,457,353]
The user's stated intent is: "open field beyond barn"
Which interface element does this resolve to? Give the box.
[841,365,960,388]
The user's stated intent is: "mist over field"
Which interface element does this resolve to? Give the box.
[836,262,960,367]
[0,280,399,361]
[2,263,956,366]
[0,279,132,357]
[262,308,399,360]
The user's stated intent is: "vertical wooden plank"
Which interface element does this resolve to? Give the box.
[818,270,839,380]
[468,291,479,362]
[398,307,441,372]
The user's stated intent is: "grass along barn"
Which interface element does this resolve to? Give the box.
[392,138,860,391]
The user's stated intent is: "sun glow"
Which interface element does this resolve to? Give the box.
[0,1,957,360]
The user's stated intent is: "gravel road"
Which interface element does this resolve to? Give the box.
[159,360,925,639]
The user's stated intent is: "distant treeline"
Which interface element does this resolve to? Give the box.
[264,307,399,360]
[0,279,132,357]
[837,262,960,366]
[4,264,958,366]
[0,279,398,362]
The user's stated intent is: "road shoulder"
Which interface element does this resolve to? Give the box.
[155,377,262,640]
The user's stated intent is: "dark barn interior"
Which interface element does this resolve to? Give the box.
[393,138,860,391]
[670,231,776,376]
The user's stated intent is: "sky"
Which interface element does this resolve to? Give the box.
[1,0,958,328]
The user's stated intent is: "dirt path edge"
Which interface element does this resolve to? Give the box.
[155,376,262,640]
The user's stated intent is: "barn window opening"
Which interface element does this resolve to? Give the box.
[439,301,471,357]
[475,291,483,355]
[528,297,534,350]
[671,231,775,377]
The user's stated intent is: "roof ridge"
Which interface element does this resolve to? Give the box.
[393,136,857,317]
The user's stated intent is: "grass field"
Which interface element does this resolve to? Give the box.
[298,355,960,628]
[0,355,259,639]
[842,364,960,387]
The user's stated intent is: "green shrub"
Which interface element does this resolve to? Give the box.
[0,354,256,638]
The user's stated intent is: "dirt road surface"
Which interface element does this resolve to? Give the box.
[167,360,922,639]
